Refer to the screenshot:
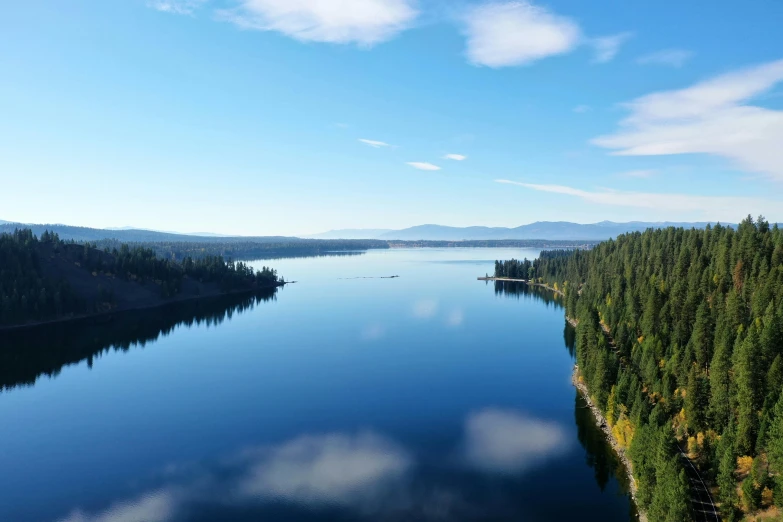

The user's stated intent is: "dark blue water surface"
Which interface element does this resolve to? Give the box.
[0,248,635,522]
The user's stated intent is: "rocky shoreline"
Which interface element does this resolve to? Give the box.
[572,364,648,522]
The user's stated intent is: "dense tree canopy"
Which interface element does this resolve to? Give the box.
[497,216,783,519]
[0,229,280,327]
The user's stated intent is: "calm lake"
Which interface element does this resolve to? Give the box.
[0,248,636,522]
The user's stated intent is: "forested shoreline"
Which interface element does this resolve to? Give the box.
[0,229,282,328]
[496,217,783,521]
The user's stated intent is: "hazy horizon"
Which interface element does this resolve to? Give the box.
[0,217,753,239]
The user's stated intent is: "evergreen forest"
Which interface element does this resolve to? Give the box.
[0,229,280,327]
[496,216,783,521]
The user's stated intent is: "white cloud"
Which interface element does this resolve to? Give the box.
[592,59,783,179]
[407,162,441,171]
[219,0,418,46]
[239,432,411,504]
[573,104,591,113]
[636,49,694,68]
[463,409,567,473]
[148,0,206,15]
[444,154,467,161]
[58,490,177,522]
[495,179,779,221]
[589,32,632,63]
[412,299,438,318]
[463,1,581,67]
[359,138,392,148]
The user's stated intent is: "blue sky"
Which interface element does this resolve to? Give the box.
[1,0,782,236]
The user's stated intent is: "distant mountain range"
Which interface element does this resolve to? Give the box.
[309,221,738,241]
[2,219,744,243]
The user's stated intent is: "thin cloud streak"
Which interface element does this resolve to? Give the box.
[148,0,206,15]
[495,179,779,221]
[359,139,392,148]
[618,169,657,178]
[636,49,694,68]
[407,162,442,171]
[444,154,467,161]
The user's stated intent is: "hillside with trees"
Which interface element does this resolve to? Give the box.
[496,216,783,521]
[0,229,281,328]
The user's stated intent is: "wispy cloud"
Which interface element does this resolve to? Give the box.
[218,0,419,46]
[462,409,567,473]
[148,0,207,15]
[592,59,783,180]
[573,105,591,113]
[636,49,694,68]
[359,138,392,148]
[495,179,779,221]
[462,1,581,67]
[407,162,442,171]
[618,169,657,178]
[589,32,632,63]
[443,154,467,161]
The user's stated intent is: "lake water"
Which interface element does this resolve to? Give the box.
[0,248,635,522]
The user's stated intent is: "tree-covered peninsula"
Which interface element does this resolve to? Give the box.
[496,216,783,521]
[0,229,281,328]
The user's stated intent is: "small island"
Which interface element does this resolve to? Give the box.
[0,229,283,330]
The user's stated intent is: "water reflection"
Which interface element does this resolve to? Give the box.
[55,409,571,522]
[462,409,568,473]
[237,432,412,505]
[573,392,638,520]
[491,281,564,309]
[247,251,367,261]
[564,321,576,358]
[0,289,278,392]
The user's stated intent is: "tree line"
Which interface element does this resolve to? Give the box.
[496,216,783,520]
[0,229,281,327]
[89,238,388,262]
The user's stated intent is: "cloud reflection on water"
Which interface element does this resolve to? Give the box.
[463,408,568,474]
[446,309,465,327]
[360,322,386,341]
[237,432,412,504]
[412,299,439,319]
[55,411,567,521]
[58,490,178,522]
[56,432,411,522]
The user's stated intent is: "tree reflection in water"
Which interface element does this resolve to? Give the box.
[0,288,278,392]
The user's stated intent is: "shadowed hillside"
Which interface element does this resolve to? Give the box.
[0,229,281,328]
